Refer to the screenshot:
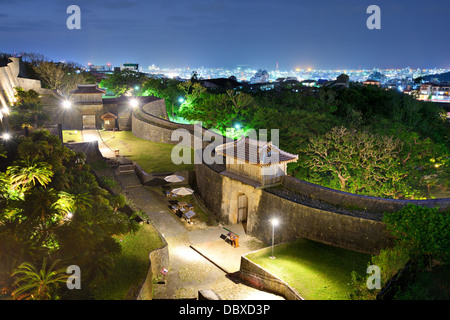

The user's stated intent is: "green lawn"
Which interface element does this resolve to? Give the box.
[246,239,371,300]
[93,224,165,300]
[62,130,83,143]
[99,130,195,173]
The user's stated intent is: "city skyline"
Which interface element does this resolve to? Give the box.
[1,0,449,70]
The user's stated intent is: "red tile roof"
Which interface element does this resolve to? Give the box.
[101,112,117,119]
[70,84,106,94]
[215,137,298,166]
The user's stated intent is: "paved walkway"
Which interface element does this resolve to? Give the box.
[122,184,283,300]
[81,129,116,158]
[88,132,284,300]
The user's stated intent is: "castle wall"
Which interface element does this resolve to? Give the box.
[0,57,46,107]
[195,162,393,254]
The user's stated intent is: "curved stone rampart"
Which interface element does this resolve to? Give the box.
[132,101,231,148]
[133,98,449,254]
[281,175,450,213]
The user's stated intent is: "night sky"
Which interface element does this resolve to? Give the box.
[1,0,449,70]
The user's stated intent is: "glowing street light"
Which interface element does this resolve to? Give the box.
[1,132,11,140]
[270,218,279,259]
[63,100,72,109]
[1,106,9,115]
[178,97,184,103]
[234,123,241,130]
[130,98,138,109]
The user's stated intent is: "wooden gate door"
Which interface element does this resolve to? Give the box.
[238,194,248,223]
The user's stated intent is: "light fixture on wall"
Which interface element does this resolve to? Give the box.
[270,218,279,259]
[63,100,72,109]
[130,98,138,109]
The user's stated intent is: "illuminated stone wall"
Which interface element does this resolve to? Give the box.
[0,57,46,108]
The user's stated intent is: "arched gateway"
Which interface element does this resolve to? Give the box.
[215,137,298,232]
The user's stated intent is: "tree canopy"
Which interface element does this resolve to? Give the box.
[0,130,139,299]
[141,78,449,199]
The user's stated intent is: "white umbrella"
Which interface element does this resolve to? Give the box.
[164,174,185,183]
[171,187,194,196]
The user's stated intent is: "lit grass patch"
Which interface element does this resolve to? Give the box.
[93,223,165,300]
[99,130,194,173]
[62,130,83,143]
[246,239,371,300]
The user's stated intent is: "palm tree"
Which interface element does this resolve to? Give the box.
[72,192,93,212]
[11,258,69,300]
[7,158,53,192]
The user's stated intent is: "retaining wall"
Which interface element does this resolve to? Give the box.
[131,103,231,148]
[195,162,393,254]
[137,239,169,300]
[281,175,450,213]
[239,254,303,300]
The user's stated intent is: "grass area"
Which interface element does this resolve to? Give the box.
[93,224,165,300]
[99,130,195,173]
[62,130,83,143]
[246,238,371,300]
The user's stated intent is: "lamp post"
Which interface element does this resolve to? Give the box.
[270,218,279,259]
[63,100,72,109]
[130,98,138,109]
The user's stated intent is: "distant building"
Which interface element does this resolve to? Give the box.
[301,79,317,87]
[199,78,242,90]
[322,74,349,89]
[250,69,269,84]
[418,83,450,103]
[121,63,139,72]
[363,79,381,87]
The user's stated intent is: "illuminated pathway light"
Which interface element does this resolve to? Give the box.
[130,98,138,108]
[270,218,279,259]
[1,132,11,140]
[63,100,72,109]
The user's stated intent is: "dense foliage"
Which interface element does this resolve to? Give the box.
[139,78,449,199]
[0,130,139,299]
[18,52,96,96]
[349,204,449,299]
[99,70,148,97]
[384,204,450,266]
[7,87,50,130]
